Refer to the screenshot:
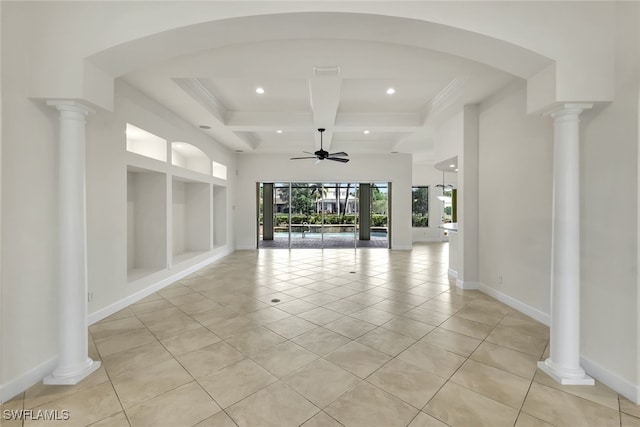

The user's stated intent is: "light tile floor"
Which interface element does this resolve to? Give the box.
[3,243,639,426]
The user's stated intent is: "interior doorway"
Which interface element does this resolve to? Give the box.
[258,182,390,249]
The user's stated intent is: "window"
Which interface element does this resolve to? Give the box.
[412,186,429,227]
[442,188,453,223]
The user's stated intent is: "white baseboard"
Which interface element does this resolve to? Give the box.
[1,356,58,403]
[580,355,640,404]
[88,248,232,325]
[456,279,479,290]
[448,268,458,279]
[477,282,550,326]
[412,237,445,243]
[236,244,258,250]
[1,249,233,404]
[475,283,640,402]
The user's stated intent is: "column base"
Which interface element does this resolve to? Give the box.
[44,359,101,385]
[537,359,594,385]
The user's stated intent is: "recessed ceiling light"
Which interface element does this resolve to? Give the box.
[256,87,265,94]
[276,130,283,134]
[391,151,399,154]
[455,168,459,172]
[199,125,211,130]
[235,150,244,153]
[386,88,396,95]
[363,130,370,134]
[449,164,456,168]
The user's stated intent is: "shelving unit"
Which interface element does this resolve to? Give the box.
[127,167,168,282]
[126,124,167,162]
[171,142,211,175]
[213,186,227,248]
[126,124,229,282]
[172,177,212,263]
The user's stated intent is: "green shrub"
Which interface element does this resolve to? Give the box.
[412,214,429,227]
[371,214,387,227]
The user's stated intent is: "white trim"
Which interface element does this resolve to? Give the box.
[537,360,593,385]
[1,249,233,404]
[448,268,458,279]
[477,282,550,326]
[412,237,445,243]
[580,355,640,404]
[392,244,412,250]
[88,249,232,325]
[237,244,258,250]
[1,357,58,403]
[474,283,640,401]
[456,279,479,290]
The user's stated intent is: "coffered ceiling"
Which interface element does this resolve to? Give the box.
[122,20,518,163]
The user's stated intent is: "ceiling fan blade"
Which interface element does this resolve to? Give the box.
[327,157,350,163]
[314,158,322,165]
[303,151,316,155]
[290,156,318,160]
[329,151,349,157]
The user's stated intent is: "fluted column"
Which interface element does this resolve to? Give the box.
[538,103,594,385]
[44,100,101,385]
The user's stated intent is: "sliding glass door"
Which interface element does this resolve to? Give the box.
[258,182,388,249]
[320,182,357,248]
[289,183,323,248]
[356,182,389,248]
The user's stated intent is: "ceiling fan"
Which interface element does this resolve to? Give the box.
[291,128,349,164]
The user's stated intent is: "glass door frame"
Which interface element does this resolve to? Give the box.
[257,181,389,249]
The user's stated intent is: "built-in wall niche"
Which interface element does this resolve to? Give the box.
[172,177,212,264]
[212,161,227,180]
[171,142,211,175]
[127,167,167,282]
[212,186,227,248]
[126,124,167,162]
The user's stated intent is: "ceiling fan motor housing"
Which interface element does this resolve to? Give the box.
[290,127,349,163]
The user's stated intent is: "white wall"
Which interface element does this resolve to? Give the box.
[172,180,188,256]
[235,154,412,250]
[172,180,211,256]
[458,105,480,288]
[477,20,640,398]
[1,8,60,397]
[87,80,236,311]
[0,70,236,399]
[477,81,553,318]
[434,111,463,163]
[5,2,616,111]
[579,2,639,399]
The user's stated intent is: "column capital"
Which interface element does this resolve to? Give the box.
[46,100,95,116]
[545,103,593,119]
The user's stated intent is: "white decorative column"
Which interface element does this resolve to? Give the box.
[44,100,101,385]
[538,103,594,385]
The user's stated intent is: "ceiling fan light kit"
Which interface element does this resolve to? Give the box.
[291,128,350,164]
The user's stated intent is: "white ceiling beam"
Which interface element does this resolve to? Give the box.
[308,76,342,151]
[336,113,423,128]
[225,112,313,131]
[226,112,423,133]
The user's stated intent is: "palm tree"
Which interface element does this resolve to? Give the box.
[309,184,327,214]
[340,183,351,221]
